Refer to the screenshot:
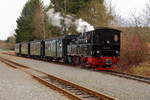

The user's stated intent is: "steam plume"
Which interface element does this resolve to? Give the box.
[46,8,94,33]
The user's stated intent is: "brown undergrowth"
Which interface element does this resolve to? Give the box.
[116,28,150,77]
[128,60,150,77]
[116,58,150,77]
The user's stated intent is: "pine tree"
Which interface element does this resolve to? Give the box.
[32,0,45,40]
[15,0,46,43]
[77,0,114,27]
[51,0,89,14]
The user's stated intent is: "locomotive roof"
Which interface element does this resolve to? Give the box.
[95,27,122,32]
[84,27,122,34]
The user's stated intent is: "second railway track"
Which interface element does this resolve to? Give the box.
[101,70,150,84]
[0,56,117,100]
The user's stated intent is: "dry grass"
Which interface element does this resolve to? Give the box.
[128,60,150,77]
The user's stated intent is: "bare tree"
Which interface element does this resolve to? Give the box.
[143,3,150,27]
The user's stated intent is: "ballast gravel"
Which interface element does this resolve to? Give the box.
[1,54,150,100]
[0,62,69,100]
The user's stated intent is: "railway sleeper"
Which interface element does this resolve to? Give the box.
[81,94,96,98]
[65,87,77,90]
[70,89,82,93]
[67,88,79,91]
[57,84,69,88]
[75,91,86,95]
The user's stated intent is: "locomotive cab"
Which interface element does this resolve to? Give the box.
[92,28,121,57]
[89,28,121,69]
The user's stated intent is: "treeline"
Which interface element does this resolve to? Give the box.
[15,0,114,43]
[0,35,16,50]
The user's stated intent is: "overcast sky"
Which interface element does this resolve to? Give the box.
[0,0,149,40]
[108,0,150,18]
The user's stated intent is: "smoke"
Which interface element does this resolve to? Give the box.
[64,15,74,28]
[46,9,64,28]
[75,18,94,33]
[46,8,94,33]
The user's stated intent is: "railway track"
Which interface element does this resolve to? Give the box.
[2,52,150,84]
[0,56,117,100]
[102,71,150,84]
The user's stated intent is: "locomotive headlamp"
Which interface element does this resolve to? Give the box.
[106,40,110,44]
[97,50,100,54]
[116,50,119,54]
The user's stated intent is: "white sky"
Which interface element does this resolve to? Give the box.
[0,0,50,40]
[108,0,150,18]
[0,0,149,40]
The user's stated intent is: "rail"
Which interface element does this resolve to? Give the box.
[0,56,117,100]
[102,71,150,84]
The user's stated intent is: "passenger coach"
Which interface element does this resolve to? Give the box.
[44,35,77,62]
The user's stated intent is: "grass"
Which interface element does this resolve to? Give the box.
[126,60,150,77]
[116,54,150,77]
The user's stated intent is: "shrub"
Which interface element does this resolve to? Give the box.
[119,28,148,68]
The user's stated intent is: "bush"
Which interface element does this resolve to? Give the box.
[119,28,148,68]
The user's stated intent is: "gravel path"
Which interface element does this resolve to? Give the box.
[0,61,69,100]
[1,54,150,100]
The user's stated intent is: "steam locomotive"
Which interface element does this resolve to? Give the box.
[15,27,121,70]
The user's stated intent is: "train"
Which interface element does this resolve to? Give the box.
[15,27,121,70]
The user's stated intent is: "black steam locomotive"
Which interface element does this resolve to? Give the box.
[15,27,121,70]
